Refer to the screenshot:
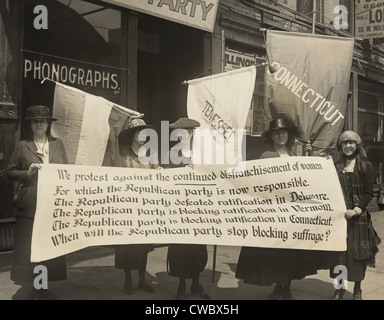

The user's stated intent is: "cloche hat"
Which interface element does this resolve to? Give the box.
[118,118,155,147]
[24,105,57,121]
[169,117,200,129]
[338,130,362,146]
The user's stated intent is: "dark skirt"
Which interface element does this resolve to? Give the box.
[11,217,66,284]
[235,246,335,286]
[330,231,367,282]
[167,244,208,279]
[115,244,154,270]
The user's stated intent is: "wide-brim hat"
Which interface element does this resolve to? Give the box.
[169,117,200,129]
[118,118,156,147]
[261,118,297,140]
[24,105,57,121]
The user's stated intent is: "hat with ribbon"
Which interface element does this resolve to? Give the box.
[118,118,155,147]
[24,105,57,121]
[261,118,297,140]
[169,117,200,129]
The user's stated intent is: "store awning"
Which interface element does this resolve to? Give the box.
[101,0,219,32]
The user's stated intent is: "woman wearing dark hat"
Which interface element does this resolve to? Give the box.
[165,117,210,300]
[115,118,159,295]
[235,117,321,300]
[329,130,381,300]
[259,118,297,158]
[7,105,68,300]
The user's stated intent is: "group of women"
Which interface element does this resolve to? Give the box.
[6,104,381,300]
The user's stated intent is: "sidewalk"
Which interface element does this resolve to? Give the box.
[1,211,383,301]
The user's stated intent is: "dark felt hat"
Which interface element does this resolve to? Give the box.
[261,118,297,140]
[24,105,57,121]
[169,117,200,129]
[118,118,155,147]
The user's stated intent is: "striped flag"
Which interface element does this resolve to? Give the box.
[48,81,142,166]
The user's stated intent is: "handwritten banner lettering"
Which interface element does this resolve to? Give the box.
[31,157,347,262]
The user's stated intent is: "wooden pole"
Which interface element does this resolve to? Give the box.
[211,29,226,284]
[312,0,316,34]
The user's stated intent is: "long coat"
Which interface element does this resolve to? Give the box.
[330,155,380,281]
[235,146,328,286]
[114,148,157,271]
[7,136,68,283]
[165,149,208,279]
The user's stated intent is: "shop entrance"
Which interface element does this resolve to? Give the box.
[138,16,205,128]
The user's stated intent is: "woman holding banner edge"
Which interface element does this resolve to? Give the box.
[7,105,68,300]
[235,117,324,300]
[329,130,381,300]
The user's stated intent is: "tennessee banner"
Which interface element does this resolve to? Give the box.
[50,81,142,166]
[31,157,347,262]
[186,66,256,165]
[265,30,354,151]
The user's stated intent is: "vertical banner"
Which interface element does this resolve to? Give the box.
[265,31,354,152]
[186,66,256,165]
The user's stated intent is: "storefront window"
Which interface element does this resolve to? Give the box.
[224,44,268,136]
[296,0,324,23]
[358,79,384,143]
[22,0,124,111]
[358,78,384,184]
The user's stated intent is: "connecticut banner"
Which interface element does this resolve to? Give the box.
[31,157,347,262]
[265,30,354,151]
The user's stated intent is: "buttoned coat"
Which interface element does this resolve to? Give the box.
[7,136,68,219]
[7,136,68,283]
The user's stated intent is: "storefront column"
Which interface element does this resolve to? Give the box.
[0,0,24,250]
[121,10,138,110]
[203,33,213,76]
[352,72,359,131]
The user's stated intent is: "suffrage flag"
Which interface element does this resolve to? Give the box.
[186,66,256,165]
[265,30,354,152]
[49,81,142,166]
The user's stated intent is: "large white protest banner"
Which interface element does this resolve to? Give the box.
[31,157,347,262]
